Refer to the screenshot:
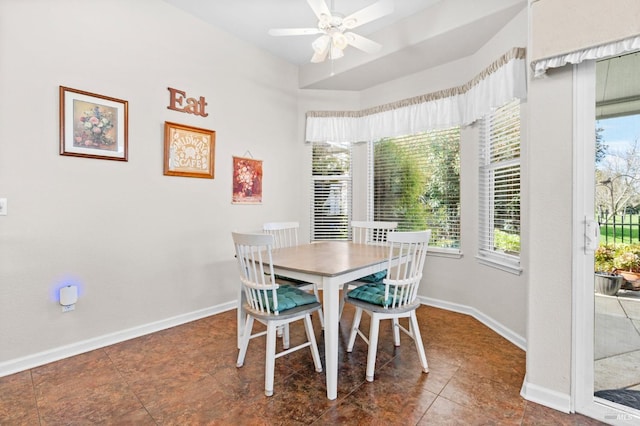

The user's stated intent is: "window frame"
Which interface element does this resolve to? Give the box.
[477,99,522,274]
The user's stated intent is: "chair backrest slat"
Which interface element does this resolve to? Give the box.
[263,222,300,248]
[351,221,398,246]
[383,230,431,309]
[233,232,281,314]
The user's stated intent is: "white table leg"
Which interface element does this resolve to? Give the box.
[322,276,339,400]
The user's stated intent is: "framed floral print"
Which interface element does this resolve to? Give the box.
[59,86,128,161]
[163,121,215,179]
[232,156,262,204]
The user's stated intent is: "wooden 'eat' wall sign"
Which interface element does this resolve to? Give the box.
[167,87,208,117]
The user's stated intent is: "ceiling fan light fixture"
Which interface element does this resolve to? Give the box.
[312,35,329,53]
[268,0,394,64]
[330,45,344,60]
[331,32,348,50]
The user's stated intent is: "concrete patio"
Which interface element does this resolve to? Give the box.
[595,289,640,391]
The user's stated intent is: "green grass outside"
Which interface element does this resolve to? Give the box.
[599,214,640,244]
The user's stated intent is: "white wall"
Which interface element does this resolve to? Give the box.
[0,0,303,370]
[522,64,574,408]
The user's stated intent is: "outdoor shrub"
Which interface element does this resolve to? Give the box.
[494,228,520,253]
[595,244,615,273]
[613,244,640,271]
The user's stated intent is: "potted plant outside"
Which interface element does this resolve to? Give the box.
[613,244,640,290]
[594,245,622,295]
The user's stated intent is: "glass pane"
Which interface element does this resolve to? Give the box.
[593,51,640,412]
[372,128,461,248]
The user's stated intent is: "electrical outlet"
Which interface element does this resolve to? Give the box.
[0,198,6,216]
[62,304,75,313]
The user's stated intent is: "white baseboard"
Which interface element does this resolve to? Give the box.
[419,296,527,350]
[0,301,236,378]
[520,374,572,413]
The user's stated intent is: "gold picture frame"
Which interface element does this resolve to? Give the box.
[163,121,215,179]
[59,86,128,161]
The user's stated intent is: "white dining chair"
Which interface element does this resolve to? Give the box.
[339,220,398,318]
[344,230,431,382]
[232,232,323,397]
[263,221,324,329]
[263,221,300,248]
[351,220,398,246]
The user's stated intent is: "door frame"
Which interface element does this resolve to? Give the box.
[572,60,640,424]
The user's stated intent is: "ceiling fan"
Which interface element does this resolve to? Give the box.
[268,0,393,63]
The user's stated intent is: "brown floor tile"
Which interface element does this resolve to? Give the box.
[521,401,607,425]
[439,368,526,422]
[0,371,40,425]
[0,305,616,425]
[419,396,512,425]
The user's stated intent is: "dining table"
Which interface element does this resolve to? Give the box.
[264,241,394,400]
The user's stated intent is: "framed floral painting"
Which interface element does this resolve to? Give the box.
[59,86,128,161]
[163,122,215,179]
[232,156,262,204]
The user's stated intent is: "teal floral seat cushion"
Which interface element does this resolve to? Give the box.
[357,270,387,283]
[262,286,317,312]
[347,283,390,307]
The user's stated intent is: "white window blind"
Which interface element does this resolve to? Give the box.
[478,99,522,273]
[311,141,352,240]
[369,128,461,248]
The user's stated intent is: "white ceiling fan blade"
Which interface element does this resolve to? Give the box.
[268,28,323,36]
[343,0,394,29]
[344,32,382,53]
[306,0,332,21]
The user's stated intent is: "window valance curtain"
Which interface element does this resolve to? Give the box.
[531,35,640,78]
[305,47,527,143]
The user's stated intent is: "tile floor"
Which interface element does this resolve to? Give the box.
[0,304,605,425]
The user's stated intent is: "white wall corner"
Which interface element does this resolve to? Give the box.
[520,375,572,413]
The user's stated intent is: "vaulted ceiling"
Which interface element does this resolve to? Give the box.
[162,0,527,90]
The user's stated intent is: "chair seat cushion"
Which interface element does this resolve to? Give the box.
[347,283,390,307]
[267,286,317,312]
[357,270,387,283]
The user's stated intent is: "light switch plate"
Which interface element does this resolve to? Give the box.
[0,198,6,216]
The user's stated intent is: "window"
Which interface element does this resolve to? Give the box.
[311,141,352,240]
[478,99,521,274]
[369,128,461,250]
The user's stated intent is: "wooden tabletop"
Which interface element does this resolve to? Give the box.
[269,241,390,277]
